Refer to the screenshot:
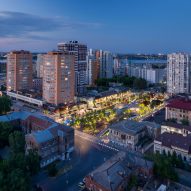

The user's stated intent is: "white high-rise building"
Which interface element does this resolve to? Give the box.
[99,50,114,79]
[36,54,44,78]
[167,53,191,94]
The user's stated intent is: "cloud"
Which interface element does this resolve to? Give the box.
[0,11,102,40]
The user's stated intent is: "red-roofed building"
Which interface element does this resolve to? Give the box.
[165,97,191,124]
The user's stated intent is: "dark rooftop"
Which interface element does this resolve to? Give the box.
[155,132,191,153]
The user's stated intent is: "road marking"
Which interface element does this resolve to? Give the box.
[75,133,119,152]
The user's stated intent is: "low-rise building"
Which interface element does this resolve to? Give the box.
[108,120,160,151]
[85,152,153,191]
[154,132,191,163]
[85,152,131,191]
[108,120,147,151]
[7,90,44,106]
[165,97,191,124]
[161,122,191,136]
[0,111,74,167]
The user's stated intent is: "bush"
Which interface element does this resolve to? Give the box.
[48,163,58,177]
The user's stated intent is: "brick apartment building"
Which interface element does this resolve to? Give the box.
[42,51,75,106]
[0,111,74,167]
[7,50,33,91]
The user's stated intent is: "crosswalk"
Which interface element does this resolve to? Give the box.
[75,130,119,152]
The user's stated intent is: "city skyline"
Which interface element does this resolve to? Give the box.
[0,0,191,53]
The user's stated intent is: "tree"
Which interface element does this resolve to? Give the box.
[181,118,189,126]
[0,85,6,91]
[9,131,25,154]
[9,153,26,170]
[133,78,147,89]
[0,96,12,115]
[153,153,178,181]
[0,122,13,148]
[48,163,58,177]
[127,175,137,190]
[8,168,30,191]
[150,100,162,109]
[26,150,40,175]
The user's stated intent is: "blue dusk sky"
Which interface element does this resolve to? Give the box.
[0,0,191,53]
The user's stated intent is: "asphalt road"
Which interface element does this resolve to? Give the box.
[143,108,165,124]
[33,134,116,191]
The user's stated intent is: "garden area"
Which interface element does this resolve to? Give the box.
[72,109,116,134]
[71,91,166,135]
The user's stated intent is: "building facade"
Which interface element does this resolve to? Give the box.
[0,111,74,167]
[161,122,191,136]
[36,54,44,78]
[98,50,114,79]
[85,152,153,191]
[108,120,147,151]
[85,152,131,191]
[42,51,75,106]
[32,78,43,91]
[86,49,100,86]
[7,50,33,91]
[165,97,191,125]
[126,63,166,84]
[167,53,191,94]
[58,41,87,95]
[154,132,191,163]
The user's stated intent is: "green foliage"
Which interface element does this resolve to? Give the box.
[167,118,177,123]
[25,150,40,175]
[8,168,31,191]
[95,78,110,86]
[47,163,58,177]
[95,75,147,89]
[0,122,13,148]
[150,99,162,109]
[9,131,25,154]
[127,175,138,190]
[0,131,40,191]
[0,85,6,91]
[73,109,116,134]
[181,118,189,126]
[0,96,12,115]
[133,78,147,89]
[153,153,178,181]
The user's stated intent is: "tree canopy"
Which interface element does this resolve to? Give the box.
[95,75,147,89]
[0,96,12,115]
[0,130,40,191]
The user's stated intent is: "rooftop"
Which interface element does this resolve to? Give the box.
[166,98,191,111]
[109,120,146,135]
[0,111,31,122]
[0,111,73,144]
[87,152,153,191]
[155,132,191,153]
[162,122,191,132]
[88,152,131,191]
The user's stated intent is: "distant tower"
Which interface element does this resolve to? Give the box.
[167,53,191,94]
[86,49,100,86]
[58,41,87,96]
[96,50,114,79]
[7,50,32,91]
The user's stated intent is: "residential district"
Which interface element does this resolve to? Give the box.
[0,42,191,191]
